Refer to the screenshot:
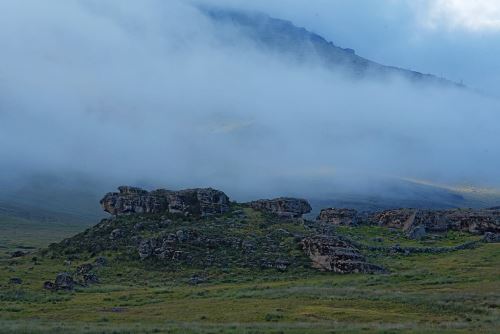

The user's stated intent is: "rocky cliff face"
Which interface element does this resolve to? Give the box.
[247,197,312,218]
[100,186,230,217]
[314,206,499,235]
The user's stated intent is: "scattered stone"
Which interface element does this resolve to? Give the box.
[317,208,359,225]
[247,197,312,218]
[188,274,207,285]
[9,277,22,284]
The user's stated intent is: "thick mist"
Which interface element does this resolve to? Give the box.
[1,0,499,201]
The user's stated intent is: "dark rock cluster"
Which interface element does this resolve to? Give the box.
[247,197,312,218]
[100,186,230,217]
[43,259,105,291]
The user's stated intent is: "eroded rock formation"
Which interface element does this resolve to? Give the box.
[317,208,359,226]
[370,208,500,235]
[301,235,385,274]
[247,197,312,218]
[100,186,230,217]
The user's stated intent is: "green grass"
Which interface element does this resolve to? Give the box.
[0,215,88,259]
[0,212,498,333]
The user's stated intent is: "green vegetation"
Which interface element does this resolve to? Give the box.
[0,209,498,333]
[0,215,87,258]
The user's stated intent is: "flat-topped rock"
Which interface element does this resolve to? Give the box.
[100,187,230,217]
[247,197,312,218]
[317,208,359,225]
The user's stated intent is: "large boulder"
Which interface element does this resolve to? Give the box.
[301,235,385,274]
[247,197,312,218]
[100,186,230,217]
[317,208,359,226]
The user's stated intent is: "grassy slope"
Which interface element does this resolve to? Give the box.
[0,212,499,333]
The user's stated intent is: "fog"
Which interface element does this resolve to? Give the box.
[1,0,499,201]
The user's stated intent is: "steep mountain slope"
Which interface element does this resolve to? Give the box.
[204,8,463,87]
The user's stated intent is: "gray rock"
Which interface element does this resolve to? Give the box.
[317,208,359,226]
[247,197,312,218]
[301,235,385,274]
[54,272,75,290]
[407,225,426,240]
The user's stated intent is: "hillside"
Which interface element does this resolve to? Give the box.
[1,186,499,333]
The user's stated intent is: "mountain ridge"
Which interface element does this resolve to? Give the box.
[204,8,465,88]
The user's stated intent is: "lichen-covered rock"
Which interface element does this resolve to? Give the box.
[247,197,311,218]
[317,208,359,225]
[301,235,385,274]
[370,208,500,235]
[100,186,230,217]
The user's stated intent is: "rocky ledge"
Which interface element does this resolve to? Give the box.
[316,207,500,238]
[100,186,230,217]
[247,197,312,218]
[371,208,500,235]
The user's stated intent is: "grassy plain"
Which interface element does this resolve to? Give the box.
[0,214,498,333]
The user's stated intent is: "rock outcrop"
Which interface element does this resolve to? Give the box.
[100,186,230,217]
[247,197,312,218]
[301,235,385,274]
[370,208,500,235]
[317,208,359,226]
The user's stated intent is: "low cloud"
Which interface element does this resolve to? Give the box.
[0,0,499,201]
